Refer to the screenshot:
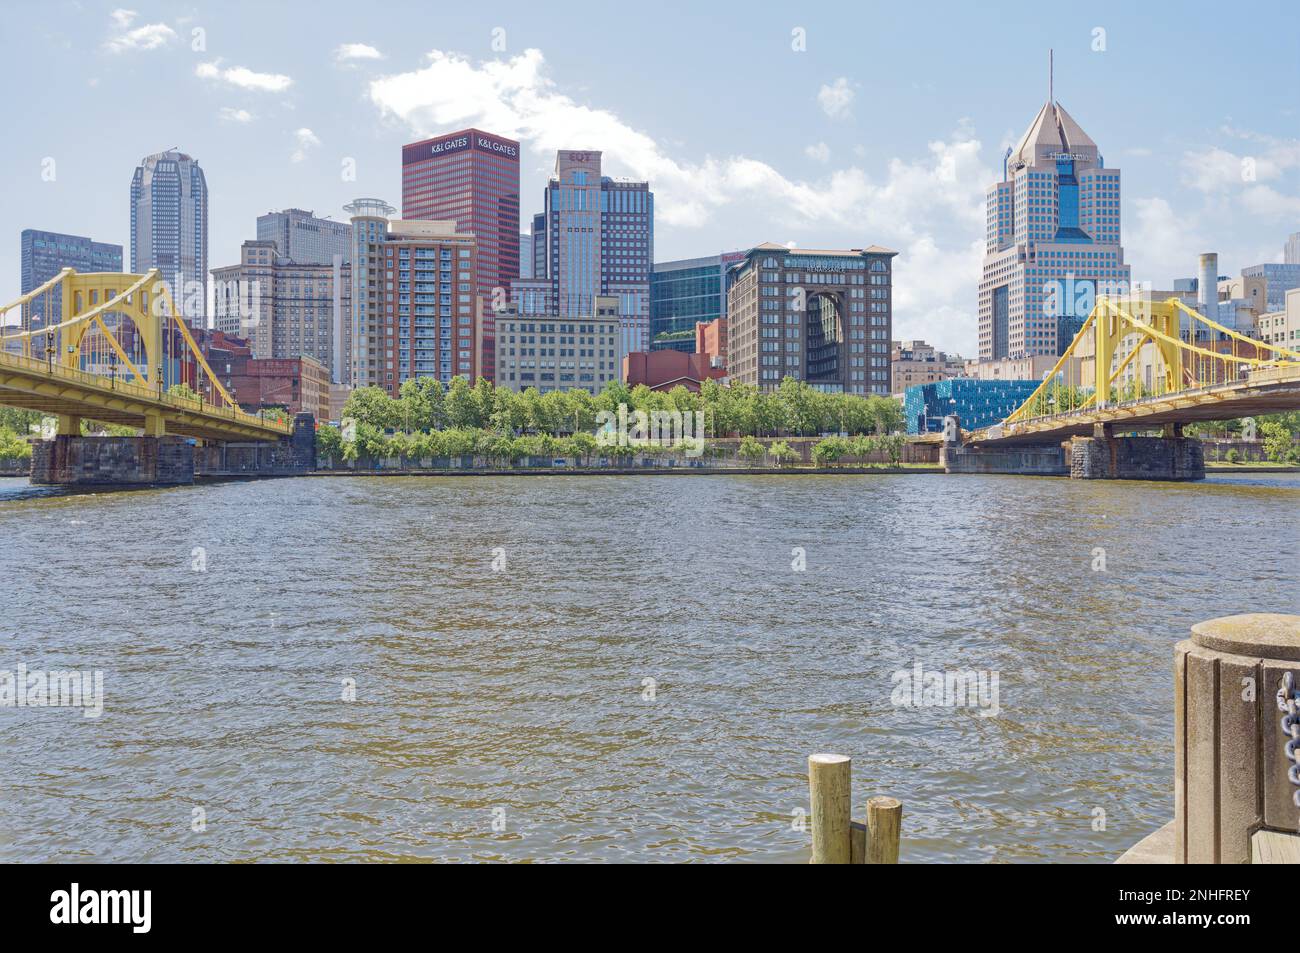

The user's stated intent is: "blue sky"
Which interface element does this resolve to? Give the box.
[3,0,1298,355]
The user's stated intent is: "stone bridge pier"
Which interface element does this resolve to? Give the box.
[30,413,317,487]
[940,416,1206,481]
[1069,422,1205,481]
[31,432,194,486]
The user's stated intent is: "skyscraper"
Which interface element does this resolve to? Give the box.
[519,232,533,279]
[978,92,1130,361]
[1285,231,1300,266]
[531,212,546,280]
[345,198,479,397]
[516,150,653,356]
[401,129,520,381]
[211,240,351,382]
[130,150,208,325]
[344,198,394,391]
[256,208,352,265]
[19,229,122,329]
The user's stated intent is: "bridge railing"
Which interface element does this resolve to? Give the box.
[0,349,289,433]
[992,372,1295,433]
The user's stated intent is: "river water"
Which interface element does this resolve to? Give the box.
[1,471,1297,863]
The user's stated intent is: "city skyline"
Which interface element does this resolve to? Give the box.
[1,1,1298,357]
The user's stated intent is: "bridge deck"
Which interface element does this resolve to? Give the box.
[0,349,291,442]
[968,367,1300,446]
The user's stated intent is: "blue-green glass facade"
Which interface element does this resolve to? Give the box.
[649,252,744,353]
[20,228,123,329]
[904,378,1041,434]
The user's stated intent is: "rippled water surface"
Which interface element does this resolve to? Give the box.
[1,471,1297,863]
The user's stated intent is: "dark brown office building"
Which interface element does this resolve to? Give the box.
[726,243,897,395]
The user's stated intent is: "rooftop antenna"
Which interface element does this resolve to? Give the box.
[1048,49,1054,104]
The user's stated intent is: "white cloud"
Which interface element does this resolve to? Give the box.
[218,107,253,123]
[196,60,293,93]
[368,48,993,354]
[1124,197,1207,288]
[1181,136,1300,193]
[291,128,320,163]
[103,9,176,53]
[1241,184,1300,218]
[817,77,856,121]
[1181,146,1248,193]
[805,142,831,163]
[335,43,384,63]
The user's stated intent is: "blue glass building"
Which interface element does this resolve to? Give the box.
[904,378,1042,434]
[19,228,123,329]
[649,251,745,352]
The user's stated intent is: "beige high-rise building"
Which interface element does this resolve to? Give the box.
[344,199,480,398]
[1256,287,1300,350]
[979,89,1130,362]
[211,240,352,382]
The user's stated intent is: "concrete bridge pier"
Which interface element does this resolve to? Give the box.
[1069,422,1205,481]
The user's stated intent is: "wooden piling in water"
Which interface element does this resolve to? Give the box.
[865,796,903,864]
[807,753,852,864]
[807,753,903,863]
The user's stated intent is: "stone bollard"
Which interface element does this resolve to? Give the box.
[1175,613,1300,863]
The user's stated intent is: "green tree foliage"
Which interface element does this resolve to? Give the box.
[323,374,909,462]
[1259,420,1294,463]
[317,424,342,461]
[343,386,399,431]
[738,435,767,463]
[811,436,854,466]
[0,408,41,435]
[0,426,32,460]
[767,439,798,466]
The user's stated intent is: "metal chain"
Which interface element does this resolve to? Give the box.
[1275,671,1300,809]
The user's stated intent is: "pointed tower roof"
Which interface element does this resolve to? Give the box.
[1053,102,1096,151]
[1010,101,1098,170]
[1011,102,1062,167]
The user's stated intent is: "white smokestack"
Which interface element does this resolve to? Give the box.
[1198,253,1218,314]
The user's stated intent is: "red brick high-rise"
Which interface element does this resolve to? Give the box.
[402,129,520,381]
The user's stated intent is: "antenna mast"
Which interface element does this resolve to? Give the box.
[1049,49,1054,103]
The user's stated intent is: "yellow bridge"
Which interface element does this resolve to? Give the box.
[0,268,290,442]
[971,295,1300,445]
